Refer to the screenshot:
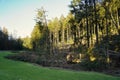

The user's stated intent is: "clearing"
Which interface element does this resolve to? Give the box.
[0,51,119,80]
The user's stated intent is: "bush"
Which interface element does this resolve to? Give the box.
[80,58,107,71]
[5,52,39,63]
[36,55,48,66]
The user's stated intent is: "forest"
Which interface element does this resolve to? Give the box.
[0,0,120,76]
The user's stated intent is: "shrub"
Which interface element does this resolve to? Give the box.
[80,58,107,71]
[5,52,39,63]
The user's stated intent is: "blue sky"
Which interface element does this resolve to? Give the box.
[0,0,71,38]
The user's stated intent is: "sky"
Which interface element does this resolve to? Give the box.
[0,0,71,38]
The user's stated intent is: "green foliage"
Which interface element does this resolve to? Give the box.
[0,27,23,50]
[68,0,120,67]
[80,58,107,71]
[30,7,50,52]
[31,23,42,50]
[98,35,120,52]
[22,36,32,50]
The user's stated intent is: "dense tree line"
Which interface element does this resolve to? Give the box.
[68,0,120,69]
[21,0,120,70]
[0,27,23,50]
[23,0,120,54]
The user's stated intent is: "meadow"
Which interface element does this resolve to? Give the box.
[0,51,119,80]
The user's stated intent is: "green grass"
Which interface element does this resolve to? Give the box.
[0,51,119,80]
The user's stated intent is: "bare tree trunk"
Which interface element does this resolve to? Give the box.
[49,31,52,55]
[66,27,69,43]
[85,0,90,47]
[63,28,65,43]
[116,9,120,34]
[93,0,99,44]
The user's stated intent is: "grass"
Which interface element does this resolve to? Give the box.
[0,51,120,80]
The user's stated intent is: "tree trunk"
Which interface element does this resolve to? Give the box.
[62,28,65,44]
[93,0,99,44]
[85,0,90,47]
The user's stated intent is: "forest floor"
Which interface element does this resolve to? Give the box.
[0,51,120,80]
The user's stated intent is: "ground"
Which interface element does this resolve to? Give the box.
[0,51,120,80]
